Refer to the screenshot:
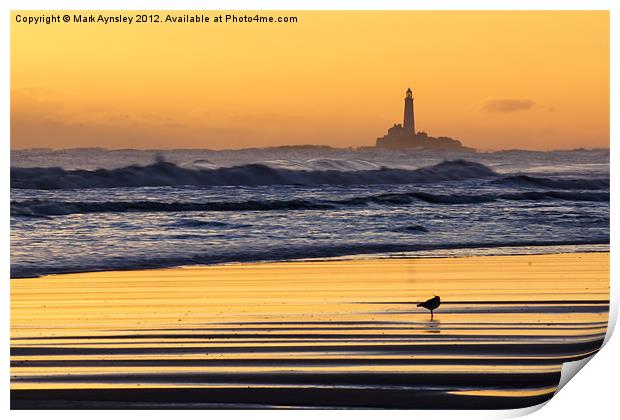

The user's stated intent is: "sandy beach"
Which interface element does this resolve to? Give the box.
[11,252,609,409]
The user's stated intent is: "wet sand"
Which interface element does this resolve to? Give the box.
[11,252,609,409]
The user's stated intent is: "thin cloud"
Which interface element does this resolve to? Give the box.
[482,99,536,113]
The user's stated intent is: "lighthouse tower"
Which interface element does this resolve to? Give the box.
[403,88,415,136]
[376,88,465,150]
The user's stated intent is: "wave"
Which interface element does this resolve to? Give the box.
[392,225,430,234]
[10,238,609,278]
[492,175,609,190]
[166,219,252,229]
[11,190,609,217]
[252,158,383,171]
[10,160,496,190]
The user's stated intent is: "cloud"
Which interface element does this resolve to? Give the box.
[481,99,536,113]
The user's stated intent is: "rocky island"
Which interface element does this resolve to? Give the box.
[376,88,471,151]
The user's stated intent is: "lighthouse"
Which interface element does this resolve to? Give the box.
[403,88,415,135]
[375,88,466,150]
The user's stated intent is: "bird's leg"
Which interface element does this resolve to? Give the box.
[430,310,433,321]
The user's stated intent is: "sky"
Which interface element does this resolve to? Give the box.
[11,11,609,151]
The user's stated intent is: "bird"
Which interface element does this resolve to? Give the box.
[417,295,441,320]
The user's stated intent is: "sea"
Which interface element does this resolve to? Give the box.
[10,147,610,278]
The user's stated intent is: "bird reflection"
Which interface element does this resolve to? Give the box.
[422,319,441,334]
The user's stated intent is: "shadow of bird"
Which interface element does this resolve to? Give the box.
[417,295,441,320]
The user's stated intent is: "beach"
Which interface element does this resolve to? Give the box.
[11,252,609,409]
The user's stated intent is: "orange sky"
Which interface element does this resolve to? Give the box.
[11,11,609,151]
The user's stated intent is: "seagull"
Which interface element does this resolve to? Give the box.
[417,295,441,320]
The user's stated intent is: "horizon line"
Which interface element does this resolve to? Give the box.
[9,145,611,154]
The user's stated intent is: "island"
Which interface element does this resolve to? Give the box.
[376,88,471,151]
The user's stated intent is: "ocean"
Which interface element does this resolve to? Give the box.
[10,147,609,278]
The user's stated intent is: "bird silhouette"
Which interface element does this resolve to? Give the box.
[417,295,441,320]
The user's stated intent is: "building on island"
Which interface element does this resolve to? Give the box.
[376,88,469,151]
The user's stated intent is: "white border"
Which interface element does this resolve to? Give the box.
[2,1,617,419]
[1,0,617,11]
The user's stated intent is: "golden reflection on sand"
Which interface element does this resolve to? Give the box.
[449,387,558,398]
[11,252,609,407]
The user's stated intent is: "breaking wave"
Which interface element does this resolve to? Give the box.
[11,190,609,217]
[492,174,609,190]
[10,160,496,190]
